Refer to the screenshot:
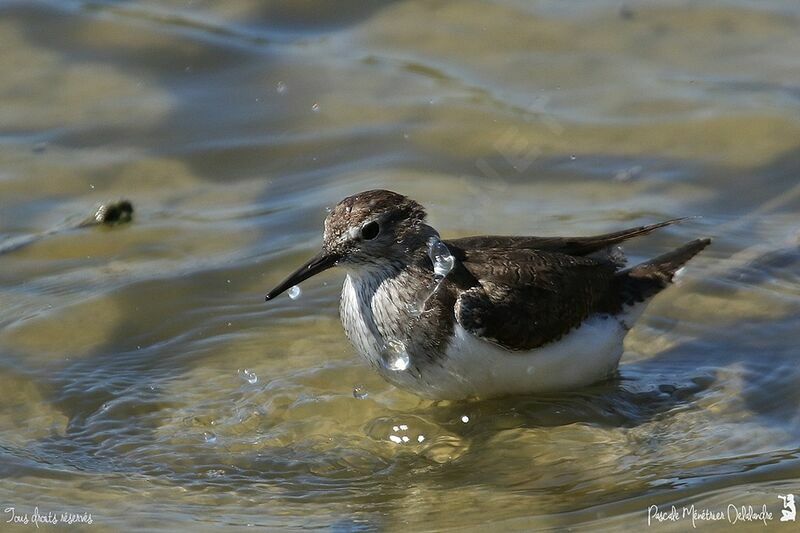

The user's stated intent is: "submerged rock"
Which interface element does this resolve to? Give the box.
[80,200,134,227]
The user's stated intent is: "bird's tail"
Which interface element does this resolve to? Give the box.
[615,238,712,306]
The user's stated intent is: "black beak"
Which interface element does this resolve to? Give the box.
[264,250,339,301]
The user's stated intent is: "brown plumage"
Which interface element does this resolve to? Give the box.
[445,235,710,351]
[265,189,712,399]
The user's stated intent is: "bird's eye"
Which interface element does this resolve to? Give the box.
[360,221,380,240]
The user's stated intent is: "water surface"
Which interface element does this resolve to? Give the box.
[1,1,799,530]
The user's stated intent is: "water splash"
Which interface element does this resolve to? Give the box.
[406,301,424,317]
[387,423,425,445]
[407,236,455,317]
[238,368,258,384]
[381,340,410,371]
[288,285,302,300]
[428,236,455,279]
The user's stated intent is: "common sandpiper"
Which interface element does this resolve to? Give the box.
[265,190,711,400]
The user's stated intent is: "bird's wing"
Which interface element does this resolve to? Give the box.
[450,248,618,351]
[445,218,687,258]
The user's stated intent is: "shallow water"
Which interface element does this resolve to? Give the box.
[1,1,799,531]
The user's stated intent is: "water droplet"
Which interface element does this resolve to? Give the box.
[417,435,425,442]
[288,285,301,300]
[406,302,423,317]
[613,165,642,182]
[352,385,368,399]
[405,237,456,317]
[276,81,287,94]
[89,184,95,190]
[569,154,577,161]
[461,415,470,424]
[203,431,218,444]
[226,279,231,284]
[392,425,400,432]
[427,237,455,279]
[238,368,258,384]
[401,436,410,443]
[526,366,536,375]
[325,206,332,213]
[389,435,402,444]
[380,340,410,371]
[311,102,320,112]
[399,424,408,431]
[100,402,110,412]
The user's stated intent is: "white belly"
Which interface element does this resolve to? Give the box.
[340,273,636,400]
[420,317,627,399]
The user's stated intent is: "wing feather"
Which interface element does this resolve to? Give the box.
[452,249,618,351]
[445,218,687,258]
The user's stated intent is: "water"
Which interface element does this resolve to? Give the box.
[352,385,368,400]
[1,1,799,531]
[407,236,455,317]
[427,236,455,279]
[380,339,411,372]
[238,368,258,384]
[287,285,302,300]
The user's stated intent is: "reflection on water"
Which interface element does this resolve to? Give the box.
[1,0,799,530]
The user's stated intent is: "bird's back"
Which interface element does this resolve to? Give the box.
[443,227,711,353]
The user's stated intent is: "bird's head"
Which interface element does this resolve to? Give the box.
[265,189,435,301]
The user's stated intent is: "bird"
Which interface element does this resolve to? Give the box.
[264,189,711,400]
